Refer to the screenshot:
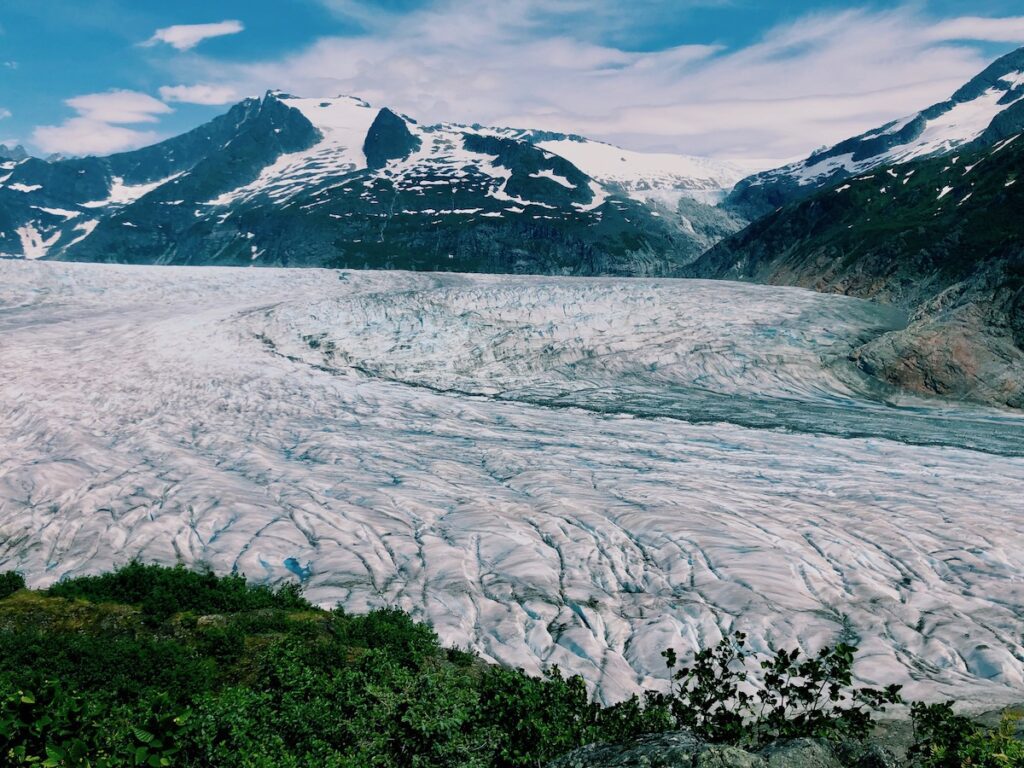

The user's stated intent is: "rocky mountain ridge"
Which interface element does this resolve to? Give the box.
[689,126,1024,407]
[0,144,29,162]
[727,46,1024,219]
[0,92,747,275]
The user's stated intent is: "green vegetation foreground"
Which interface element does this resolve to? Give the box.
[0,564,1020,767]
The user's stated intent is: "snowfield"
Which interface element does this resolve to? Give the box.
[1,261,1023,706]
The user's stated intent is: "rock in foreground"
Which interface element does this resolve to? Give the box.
[549,732,895,768]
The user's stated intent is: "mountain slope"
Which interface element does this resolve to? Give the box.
[0,93,748,275]
[689,132,1024,406]
[507,131,761,206]
[0,96,320,261]
[727,46,1024,219]
[0,144,28,162]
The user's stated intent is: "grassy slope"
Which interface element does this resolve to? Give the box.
[1,564,1021,766]
[0,564,664,767]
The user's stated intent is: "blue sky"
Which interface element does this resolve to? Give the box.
[2,0,1024,159]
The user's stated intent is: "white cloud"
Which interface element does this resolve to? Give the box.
[189,3,1024,160]
[158,83,238,105]
[0,108,11,120]
[65,90,171,123]
[31,90,171,156]
[923,16,1024,44]
[2,61,17,70]
[32,119,160,156]
[142,20,244,51]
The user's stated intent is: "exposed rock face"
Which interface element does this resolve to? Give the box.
[362,107,422,169]
[688,127,1024,408]
[0,144,29,162]
[549,732,707,768]
[852,301,1024,408]
[759,740,842,768]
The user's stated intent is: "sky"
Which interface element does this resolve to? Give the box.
[2,0,1024,161]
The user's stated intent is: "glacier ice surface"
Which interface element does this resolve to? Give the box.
[1,261,1023,706]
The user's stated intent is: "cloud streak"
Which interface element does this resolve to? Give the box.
[181,2,1024,159]
[32,90,171,156]
[159,83,238,105]
[143,20,244,51]
[923,16,1024,44]
[64,90,170,123]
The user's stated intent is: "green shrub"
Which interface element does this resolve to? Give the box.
[0,571,25,600]
[0,681,189,767]
[911,701,1024,768]
[0,628,217,701]
[3,564,1018,766]
[328,606,441,668]
[47,562,309,623]
[660,631,902,746]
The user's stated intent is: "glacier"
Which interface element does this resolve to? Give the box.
[1,261,1023,706]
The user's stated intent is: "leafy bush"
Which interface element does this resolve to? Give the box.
[0,571,25,600]
[660,631,902,746]
[47,561,309,623]
[0,627,217,699]
[328,605,441,667]
[911,701,1024,768]
[4,564,660,767]
[0,682,189,767]
[2,564,1019,766]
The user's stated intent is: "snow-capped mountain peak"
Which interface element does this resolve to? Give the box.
[728,45,1024,217]
[531,136,774,206]
[0,88,753,270]
[273,93,378,167]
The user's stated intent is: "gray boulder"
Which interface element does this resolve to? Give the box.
[547,731,864,768]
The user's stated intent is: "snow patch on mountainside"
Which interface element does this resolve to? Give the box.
[379,122,515,187]
[207,95,380,206]
[204,93,761,215]
[897,79,1023,162]
[15,223,60,259]
[529,168,576,188]
[206,98,602,214]
[82,174,183,208]
[276,93,378,171]
[32,206,81,220]
[742,66,1024,193]
[64,220,99,249]
[536,138,769,205]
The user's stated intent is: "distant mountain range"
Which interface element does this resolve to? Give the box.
[727,47,1024,219]
[3,46,1023,406]
[691,48,1024,407]
[0,144,29,162]
[0,93,757,274]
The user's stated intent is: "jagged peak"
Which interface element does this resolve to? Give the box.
[0,143,30,162]
[363,107,422,169]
